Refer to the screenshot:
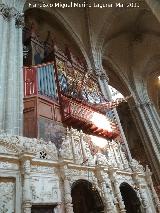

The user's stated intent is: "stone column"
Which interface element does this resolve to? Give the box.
[21,158,32,213]
[0,4,10,132]
[95,68,132,161]
[133,172,153,213]
[145,166,160,212]
[70,128,77,163]
[15,12,25,135]
[112,144,121,168]
[97,167,117,213]
[109,168,126,213]
[129,98,160,181]
[0,1,25,135]
[80,130,88,161]
[64,177,74,213]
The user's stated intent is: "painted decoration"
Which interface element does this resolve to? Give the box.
[39,117,66,149]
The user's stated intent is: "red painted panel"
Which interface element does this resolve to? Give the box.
[23,67,37,96]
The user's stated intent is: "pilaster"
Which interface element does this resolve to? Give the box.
[132,171,153,213]
[129,97,160,181]
[96,166,117,213]
[145,166,160,212]
[109,168,126,213]
[20,154,33,213]
[62,165,74,213]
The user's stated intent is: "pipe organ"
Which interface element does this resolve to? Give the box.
[23,29,120,148]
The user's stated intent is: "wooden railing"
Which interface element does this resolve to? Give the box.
[61,95,119,139]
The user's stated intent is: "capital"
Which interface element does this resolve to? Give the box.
[0,4,17,20]
[15,13,24,28]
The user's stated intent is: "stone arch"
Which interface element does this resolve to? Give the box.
[23,4,91,68]
[142,54,160,112]
[120,182,142,213]
[102,57,131,97]
[71,179,104,213]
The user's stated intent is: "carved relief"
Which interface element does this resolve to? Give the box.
[31,177,60,203]
[0,181,15,213]
[0,135,58,160]
[31,165,56,174]
[0,130,157,213]
[0,145,17,154]
[116,174,134,186]
[60,135,73,160]
[95,152,109,166]
[130,159,144,173]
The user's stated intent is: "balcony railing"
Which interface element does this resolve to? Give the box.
[61,95,119,139]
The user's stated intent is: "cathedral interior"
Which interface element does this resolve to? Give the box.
[0,0,160,212]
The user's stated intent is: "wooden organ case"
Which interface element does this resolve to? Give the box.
[23,33,119,145]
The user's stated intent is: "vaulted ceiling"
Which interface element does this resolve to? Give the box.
[24,0,160,105]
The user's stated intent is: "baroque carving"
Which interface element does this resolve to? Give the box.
[95,152,109,166]
[130,159,144,173]
[0,135,58,160]
[59,135,73,160]
[116,174,133,186]
[0,128,158,213]
[0,144,17,154]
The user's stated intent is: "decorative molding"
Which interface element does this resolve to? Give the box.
[0,135,58,160]
[129,159,145,173]
[31,165,56,174]
[0,161,18,170]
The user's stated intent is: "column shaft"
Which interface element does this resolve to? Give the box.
[96,70,132,161]
[0,3,24,135]
[64,178,74,213]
